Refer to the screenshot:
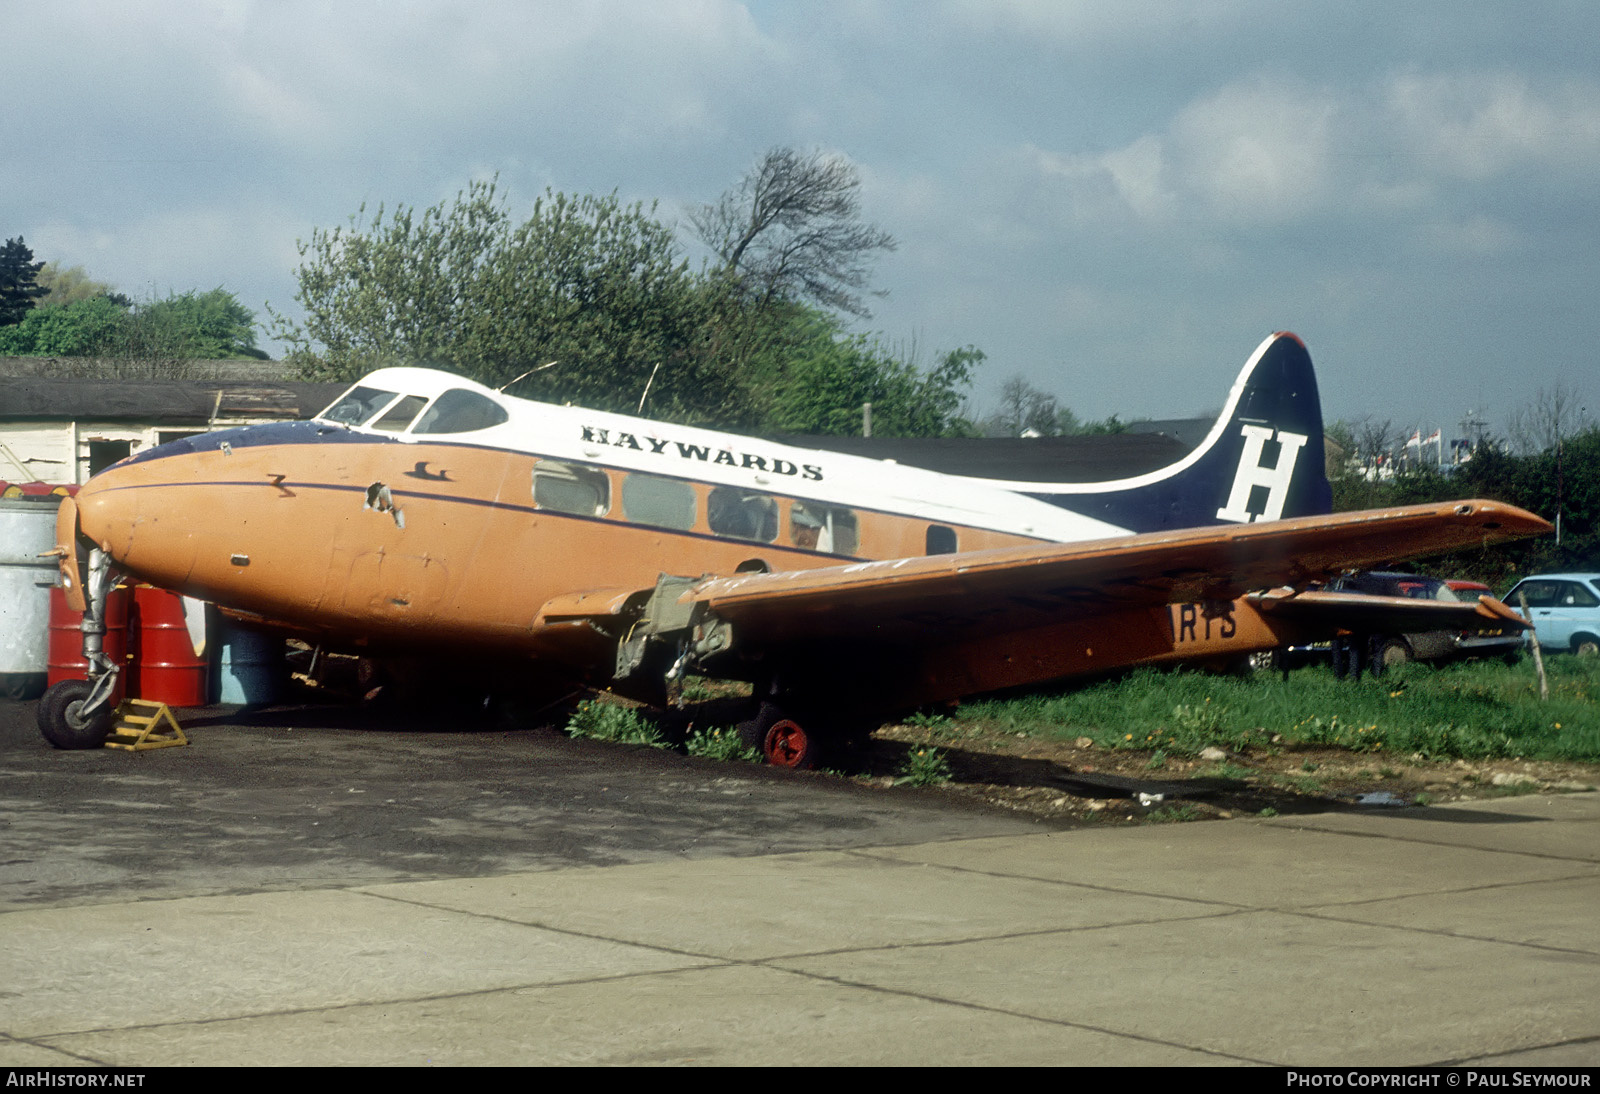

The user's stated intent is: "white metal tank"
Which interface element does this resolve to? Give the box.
[0,494,65,699]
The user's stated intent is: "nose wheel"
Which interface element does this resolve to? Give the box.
[38,678,115,750]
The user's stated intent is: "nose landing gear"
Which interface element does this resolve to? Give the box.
[38,548,121,750]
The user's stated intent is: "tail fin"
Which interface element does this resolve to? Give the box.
[1026,332,1331,532]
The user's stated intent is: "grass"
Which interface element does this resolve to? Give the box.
[953,656,1600,764]
[684,726,762,763]
[565,700,666,747]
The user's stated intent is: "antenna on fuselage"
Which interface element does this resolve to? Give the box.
[496,361,558,393]
[637,361,662,415]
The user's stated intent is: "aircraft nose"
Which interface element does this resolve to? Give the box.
[74,469,139,560]
[75,463,198,588]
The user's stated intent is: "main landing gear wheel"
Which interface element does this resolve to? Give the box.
[737,702,824,770]
[38,679,114,750]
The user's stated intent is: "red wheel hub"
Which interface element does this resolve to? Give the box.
[764,719,812,768]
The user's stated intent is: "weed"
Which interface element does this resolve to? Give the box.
[565,700,664,747]
[905,709,952,730]
[896,746,953,787]
[1172,700,1223,735]
[1144,803,1201,824]
[1146,749,1168,771]
[1258,806,1280,817]
[684,726,761,763]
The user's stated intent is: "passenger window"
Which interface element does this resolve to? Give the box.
[414,389,509,434]
[1514,582,1556,609]
[320,386,399,426]
[370,395,429,432]
[532,461,610,516]
[926,525,957,555]
[707,487,777,542]
[1560,582,1599,608]
[790,502,858,555]
[621,473,696,530]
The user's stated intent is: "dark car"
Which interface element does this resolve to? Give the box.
[1326,571,1525,667]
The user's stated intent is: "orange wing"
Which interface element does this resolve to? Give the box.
[671,499,1547,644]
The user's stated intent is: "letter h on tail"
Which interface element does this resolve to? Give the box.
[1216,424,1308,524]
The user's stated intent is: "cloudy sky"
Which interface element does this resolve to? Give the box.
[6,1,1598,439]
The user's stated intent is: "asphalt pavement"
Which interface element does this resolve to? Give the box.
[2,699,1597,1067]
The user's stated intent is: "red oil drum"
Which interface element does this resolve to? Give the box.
[46,584,131,704]
[127,585,208,706]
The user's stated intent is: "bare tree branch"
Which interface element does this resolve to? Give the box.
[691,147,896,318]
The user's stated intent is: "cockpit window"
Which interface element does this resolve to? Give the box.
[413,389,509,434]
[320,386,399,426]
[370,395,429,432]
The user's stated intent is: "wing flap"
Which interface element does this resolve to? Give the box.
[1249,588,1530,634]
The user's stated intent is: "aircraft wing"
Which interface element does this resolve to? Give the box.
[669,499,1547,644]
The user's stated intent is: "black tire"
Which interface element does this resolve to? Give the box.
[1380,638,1411,669]
[38,679,115,750]
[735,701,775,755]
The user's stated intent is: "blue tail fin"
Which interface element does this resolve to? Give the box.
[1027,332,1331,532]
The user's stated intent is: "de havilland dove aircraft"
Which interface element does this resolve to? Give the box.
[40,332,1546,765]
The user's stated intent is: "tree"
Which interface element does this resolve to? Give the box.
[693,302,980,437]
[34,262,128,308]
[690,147,896,318]
[136,288,264,359]
[276,174,982,435]
[984,377,1061,437]
[0,296,128,356]
[1506,382,1587,456]
[0,287,263,375]
[273,181,745,423]
[975,376,1126,438]
[0,237,47,326]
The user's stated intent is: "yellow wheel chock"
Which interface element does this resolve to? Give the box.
[104,699,189,751]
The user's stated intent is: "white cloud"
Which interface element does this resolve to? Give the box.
[1026,77,1343,229]
[1384,71,1600,180]
[1024,68,1600,239]
[1167,80,1340,223]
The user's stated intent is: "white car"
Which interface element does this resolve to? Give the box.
[1502,574,1600,657]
